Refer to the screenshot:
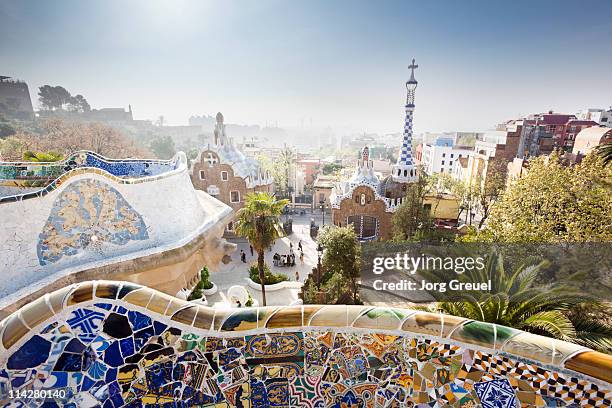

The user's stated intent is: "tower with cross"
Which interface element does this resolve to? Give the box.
[392,58,419,183]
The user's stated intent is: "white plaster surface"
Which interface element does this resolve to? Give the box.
[0,157,232,308]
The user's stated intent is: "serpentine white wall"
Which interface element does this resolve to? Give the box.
[0,154,232,309]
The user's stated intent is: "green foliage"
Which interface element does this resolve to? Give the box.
[22,150,63,162]
[0,121,15,139]
[420,251,611,353]
[37,86,89,112]
[245,293,254,307]
[235,192,289,305]
[391,173,436,241]
[187,265,213,300]
[322,162,343,175]
[149,135,176,159]
[481,152,612,242]
[199,266,212,290]
[187,283,203,300]
[596,143,612,167]
[248,263,288,285]
[317,225,362,303]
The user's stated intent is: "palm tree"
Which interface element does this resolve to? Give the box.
[419,251,611,352]
[596,143,612,166]
[234,192,289,306]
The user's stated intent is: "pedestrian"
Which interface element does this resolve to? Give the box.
[300,251,304,265]
[249,245,254,256]
[295,271,300,281]
[240,250,246,263]
[298,240,303,251]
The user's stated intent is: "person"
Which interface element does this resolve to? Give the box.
[249,245,254,256]
[298,240,303,251]
[295,271,300,281]
[300,251,304,265]
[240,250,246,263]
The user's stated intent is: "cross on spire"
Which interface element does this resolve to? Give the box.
[408,58,418,82]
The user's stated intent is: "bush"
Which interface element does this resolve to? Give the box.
[200,266,213,290]
[249,263,288,285]
[188,282,203,300]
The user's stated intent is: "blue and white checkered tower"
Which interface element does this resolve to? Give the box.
[392,58,419,183]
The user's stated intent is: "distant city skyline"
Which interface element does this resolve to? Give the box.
[1,0,612,134]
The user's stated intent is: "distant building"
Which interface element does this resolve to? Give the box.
[296,159,321,185]
[416,139,473,175]
[190,112,273,213]
[0,76,33,119]
[577,107,612,127]
[559,120,599,149]
[313,174,336,207]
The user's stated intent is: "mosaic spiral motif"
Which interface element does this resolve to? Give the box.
[37,179,148,265]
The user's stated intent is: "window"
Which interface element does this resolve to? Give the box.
[441,168,444,173]
[423,203,432,214]
[442,153,446,157]
[221,171,228,181]
[441,160,445,165]
[199,170,206,180]
[230,191,240,203]
[450,161,453,166]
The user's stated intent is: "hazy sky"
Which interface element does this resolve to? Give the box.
[2,0,612,134]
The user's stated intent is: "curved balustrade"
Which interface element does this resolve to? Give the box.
[0,281,610,407]
[0,151,185,203]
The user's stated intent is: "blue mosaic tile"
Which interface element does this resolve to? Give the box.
[475,378,518,408]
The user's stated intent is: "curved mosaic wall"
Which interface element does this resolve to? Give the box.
[0,281,610,407]
[0,151,182,203]
[37,179,149,265]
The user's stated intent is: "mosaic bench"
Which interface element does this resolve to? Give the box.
[0,281,610,407]
[0,151,183,203]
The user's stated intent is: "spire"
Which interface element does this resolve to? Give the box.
[392,58,419,183]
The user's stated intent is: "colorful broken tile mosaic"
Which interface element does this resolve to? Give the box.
[37,179,149,265]
[0,151,181,203]
[0,281,610,407]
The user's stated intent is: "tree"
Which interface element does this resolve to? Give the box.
[419,251,611,352]
[322,163,343,175]
[68,94,91,113]
[38,85,72,111]
[0,119,152,160]
[234,192,289,306]
[476,159,507,228]
[149,135,176,159]
[482,152,612,242]
[0,118,15,138]
[391,172,436,241]
[597,143,612,166]
[317,225,362,303]
[276,146,296,197]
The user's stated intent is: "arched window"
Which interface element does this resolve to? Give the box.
[347,215,378,241]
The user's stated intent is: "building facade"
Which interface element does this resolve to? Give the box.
[331,61,459,240]
[417,140,473,175]
[190,113,273,212]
